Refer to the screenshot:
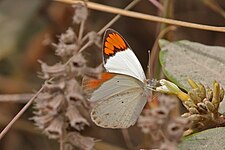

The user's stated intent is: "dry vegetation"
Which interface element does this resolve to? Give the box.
[0,0,225,150]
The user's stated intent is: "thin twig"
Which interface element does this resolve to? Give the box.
[65,0,140,65]
[0,85,45,140]
[55,0,225,33]
[98,0,140,35]
[149,0,163,11]
[0,115,40,135]
[121,129,133,150]
[0,93,33,103]
[149,26,177,79]
[78,21,85,42]
[60,125,65,150]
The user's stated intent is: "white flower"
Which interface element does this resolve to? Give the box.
[156,79,190,102]
[156,79,181,94]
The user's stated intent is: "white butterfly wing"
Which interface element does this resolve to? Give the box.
[91,86,147,128]
[103,29,146,82]
[83,74,147,128]
[88,74,143,102]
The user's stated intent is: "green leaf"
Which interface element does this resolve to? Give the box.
[159,39,225,92]
[179,127,225,150]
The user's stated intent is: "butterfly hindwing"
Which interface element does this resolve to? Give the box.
[92,89,147,128]
[89,75,147,128]
[83,73,144,102]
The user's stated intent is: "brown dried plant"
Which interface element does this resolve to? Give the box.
[32,4,102,150]
[138,95,190,150]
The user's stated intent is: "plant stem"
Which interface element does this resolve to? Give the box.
[98,0,140,35]
[60,127,65,150]
[121,129,133,149]
[78,21,85,42]
[148,26,176,79]
[0,85,45,140]
[55,0,225,33]
[0,93,33,103]
[64,0,141,65]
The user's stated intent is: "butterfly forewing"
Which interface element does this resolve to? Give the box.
[102,29,146,82]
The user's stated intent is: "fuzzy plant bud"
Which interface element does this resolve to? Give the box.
[182,79,225,132]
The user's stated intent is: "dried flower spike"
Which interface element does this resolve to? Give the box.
[33,3,102,149]
[72,4,88,24]
[138,95,189,149]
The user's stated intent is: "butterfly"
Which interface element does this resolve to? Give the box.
[83,29,156,128]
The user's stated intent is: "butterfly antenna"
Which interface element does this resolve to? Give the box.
[147,50,151,79]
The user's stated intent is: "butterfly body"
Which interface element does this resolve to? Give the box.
[83,29,155,128]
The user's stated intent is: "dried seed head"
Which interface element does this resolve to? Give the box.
[33,4,99,150]
[65,103,89,130]
[167,123,183,141]
[54,42,79,57]
[32,112,55,129]
[44,80,66,92]
[138,109,158,134]
[70,53,87,76]
[72,4,88,24]
[159,95,177,110]
[44,115,64,139]
[138,95,189,149]
[36,93,65,111]
[59,27,76,44]
[38,61,68,79]
[87,31,101,47]
[152,107,169,125]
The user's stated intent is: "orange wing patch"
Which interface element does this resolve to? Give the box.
[83,73,115,94]
[104,33,127,55]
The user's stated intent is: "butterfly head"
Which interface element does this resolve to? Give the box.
[145,79,159,91]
